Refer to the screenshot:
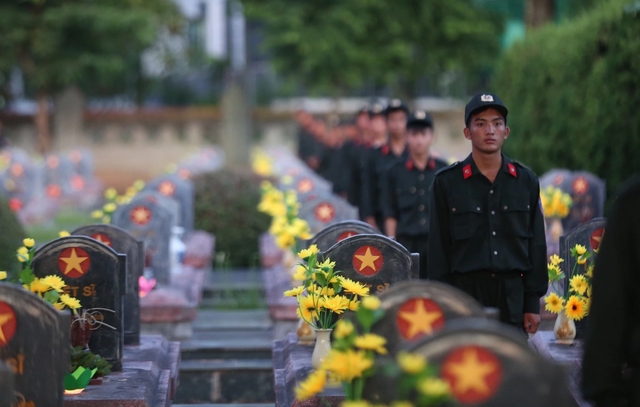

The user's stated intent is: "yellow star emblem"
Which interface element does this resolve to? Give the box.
[316,204,334,222]
[354,247,380,272]
[132,207,151,224]
[398,300,443,339]
[0,311,14,345]
[60,248,89,275]
[446,348,497,396]
[158,181,175,196]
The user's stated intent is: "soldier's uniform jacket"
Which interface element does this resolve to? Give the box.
[360,144,409,222]
[381,156,448,236]
[427,153,548,314]
[336,139,369,210]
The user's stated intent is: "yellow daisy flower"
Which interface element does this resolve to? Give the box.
[0,271,6,280]
[322,296,348,314]
[29,278,50,294]
[323,349,373,381]
[23,238,35,248]
[397,351,426,374]
[60,294,82,310]
[575,244,587,256]
[338,277,370,296]
[577,256,587,265]
[17,247,28,256]
[292,265,307,281]
[354,333,388,355]
[569,275,588,295]
[418,378,450,398]
[544,292,564,314]
[586,264,594,278]
[549,254,564,266]
[316,259,336,270]
[297,295,320,322]
[294,369,327,401]
[59,231,70,237]
[361,296,381,310]
[565,296,587,321]
[40,275,66,293]
[298,247,315,259]
[52,302,65,311]
[284,286,305,297]
[348,300,360,311]
[103,203,117,213]
[334,320,354,339]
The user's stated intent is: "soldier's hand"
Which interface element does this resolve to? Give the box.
[523,313,540,333]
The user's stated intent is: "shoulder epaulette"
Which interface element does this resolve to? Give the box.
[434,161,461,177]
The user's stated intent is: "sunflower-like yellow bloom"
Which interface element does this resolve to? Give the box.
[103,203,117,213]
[284,285,305,297]
[323,349,373,381]
[418,378,450,398]
[397,351,426,374]
[40,275,66,293]
[565,296,587,321]
[348,300,360,311]
[29,278,50,294]
[544,292,564,314]
[338,277,370,296]
[334,320,354,339]
[586,264,594,278]
[354,333,387,355]
[91,210,104,219]
[59,230,70,237]
[575,244,587,256]
[23,238,35,248]
[311,286,335,297]
[292,265,307,281]
[60,294,82,310]
[295,369,327,401]
[298,245,318,260]
[17,247,28,256]
[297,295,320,322]
[276,232,296,250]
[569,275,588,295]
[549,254,564,266]
[322,296,349,314]
[52,302,65,311]
[316,259,336,270]
[577,256,587,265]
[362,296,381,310]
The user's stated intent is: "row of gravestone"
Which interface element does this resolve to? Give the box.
[290,220,576,405]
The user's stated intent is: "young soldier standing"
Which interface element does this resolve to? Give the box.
[381,110,448,277]
[427,93,548,335]
[361,99,409,232]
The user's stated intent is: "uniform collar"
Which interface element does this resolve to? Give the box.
[406,157,436,171]
[461,153,517,180]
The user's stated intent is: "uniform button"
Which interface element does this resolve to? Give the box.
[503,206,508,210]
[419,189,424,195]
[410,187,416,194]
[491,211,495,215]
[490,190,494,194]
[418,204,425,211]
[420,218,426,225]
[491,273,496,277]
[418,174,424,181]
[527,205,530,209]
[452,208,456,212]
[493,251,498,255]
[492,231,496,236]
[476,207,481,211]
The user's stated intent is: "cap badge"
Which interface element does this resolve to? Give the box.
[415,111,426,119]
[480,94,494,102]
[390,99,401,107]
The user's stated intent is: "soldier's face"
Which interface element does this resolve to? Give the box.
[356,113,370,131]
[370,115,387,134]
[407,127,434,155]
[463,108,509,154]
[386,111,408,136]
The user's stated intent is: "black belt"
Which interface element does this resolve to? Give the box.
[451,270,524,280]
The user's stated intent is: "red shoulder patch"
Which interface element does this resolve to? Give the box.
[428,158,436,170]
[381,145,390,155]
[507,163,517,177]
[406,160,414,170]
[463,164,472,179]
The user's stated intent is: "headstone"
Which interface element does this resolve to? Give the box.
[560,217,606,338]
[0,283,69,407]
[111,191,178,285]
[72,224,144,345]
[280,171,332,202]
[44,153,75,199]
[177,146,225,178]
[32,236,126,371]
[143,174,195,232]
[318,234,418,295]
[0,364,14,407]
[298,192,359,235]
[67,148,94,182]
[359,280,486,356]
[303,220,381,252]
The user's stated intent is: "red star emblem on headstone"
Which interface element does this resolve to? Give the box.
[314,202,336,223]
[158,181,176,197]
[58,247,91,279]
[0,301,17,347]
[337,231,358,242]
[442,345,503,404]
[178,169,191,179]
[47,156,59,169]
[352,245,384,276]
[91,233,112,247]
[590,228,605,251]
[396,298,445,340]
[46,185,62,198]
[130,206,152,226]
[573,176,589,195]
[71,175,85,191]
[8,198,22,212]
[553,174,564,186]
[297,179,314,194]
[10,164,23,177]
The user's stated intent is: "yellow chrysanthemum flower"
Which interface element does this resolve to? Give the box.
[103,203,117,213]
[40,275,66,293]
[569,275,588,296]
[59,231,70,237]
[397,351,426,374]
[23,238,35,248]
[549,254,564,266]
[544,292,564,314]
[276,232,296,250]
[565,296,587,321]
[354,334,387,355]
[133,180,145,191]
[60,294,82,310]
[577,256,587,265]
[348,300,360,311]
[29,279,50,294]
[575,244,587,256]
[298,247,316,259]
[343,402,373,407]
[316,259,336,270]
[362,296,381,310]
[284,285,305,297]
[311,286,335,297]
[17,247,28,255]
[104,188,117,200]
[52,302,65,311]
[91,210,104,219]
[334,320,354,339]
[322,296,349,314]
[292,265,307,281]
[307,244,319,255]
[586,264,594,278]
[323,349,373,381]
[338,277,370,297]
[390,402,414,407]
[297,295,320,322]
[418,378,450,398]
[0,271,6,280]
[295,368,327,401]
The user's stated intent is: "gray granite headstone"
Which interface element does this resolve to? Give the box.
[298,192,359,235]
[144,174,194,232]
[44,153,75,198]
[303,220,381,252]
[0,363,14,407]
[319,234,418,295]
[72,224,144,345]
[0,283,69,407]
[111,191,177,285]
[68,148,94,182]
[32,236,126,371]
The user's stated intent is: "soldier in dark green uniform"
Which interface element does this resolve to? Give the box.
[381,110,448,277]
[361,99,409,232]
[582,174,640,406]
[427,93,548,334]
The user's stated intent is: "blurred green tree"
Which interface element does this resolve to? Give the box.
[242,0,504,98]
[0,0,181,153]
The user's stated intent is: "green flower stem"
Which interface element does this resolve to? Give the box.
[353,377,364,401]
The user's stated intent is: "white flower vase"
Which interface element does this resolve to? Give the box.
[297,318,316,345]
[554,312,576,345]
[311,329,333,369]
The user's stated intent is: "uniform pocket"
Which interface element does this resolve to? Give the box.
[450,197,484,240]
[501,195,531,237]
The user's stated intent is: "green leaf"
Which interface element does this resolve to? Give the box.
[20,267,34,285]
[44,290,60,304]
[314,272,327,286]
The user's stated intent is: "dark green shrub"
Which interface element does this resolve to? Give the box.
[493,0,640,199]
[193,169,271,268]
[0,195,25,274]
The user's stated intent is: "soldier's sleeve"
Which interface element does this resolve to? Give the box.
[331,146,349,195]
[360,150,374,218]
[524,179,548,314]
[380,166,396,220]
[426,175,451,280]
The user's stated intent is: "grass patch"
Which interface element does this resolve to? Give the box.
[25,208,95,244]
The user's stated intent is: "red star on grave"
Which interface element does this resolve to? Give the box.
[442,345,503,404]
[297,178,314,194]
[46,185,62,198]
[130,206,152,226]
[178,169,191,179]
[47,155,59,169]
[8,198,22,212]
[573,177,589,195]
[158,181,176,197]
[352,246,383,276]
[590,228,605,251]
[553,174,564,186]
[314,203,336,223]
[71,175,85,191]
[10,164,23,178]
[58,247,91,279]
[396,298,445,340]
[0,301,17,347]
[91,233,112,247]
[337,231,358,242]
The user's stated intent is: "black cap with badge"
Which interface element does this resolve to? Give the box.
[406,110,433,129]
[464,93,508,126]
[369,102,386,118]
[385,98,410,116]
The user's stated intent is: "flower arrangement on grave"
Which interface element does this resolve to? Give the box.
[91,180,145,224]
[540,186,573,243]
[251,149,274,177]
[295,296,451,406]
[258,181,312,254]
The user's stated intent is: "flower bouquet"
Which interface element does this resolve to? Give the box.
[540,186,573,245]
